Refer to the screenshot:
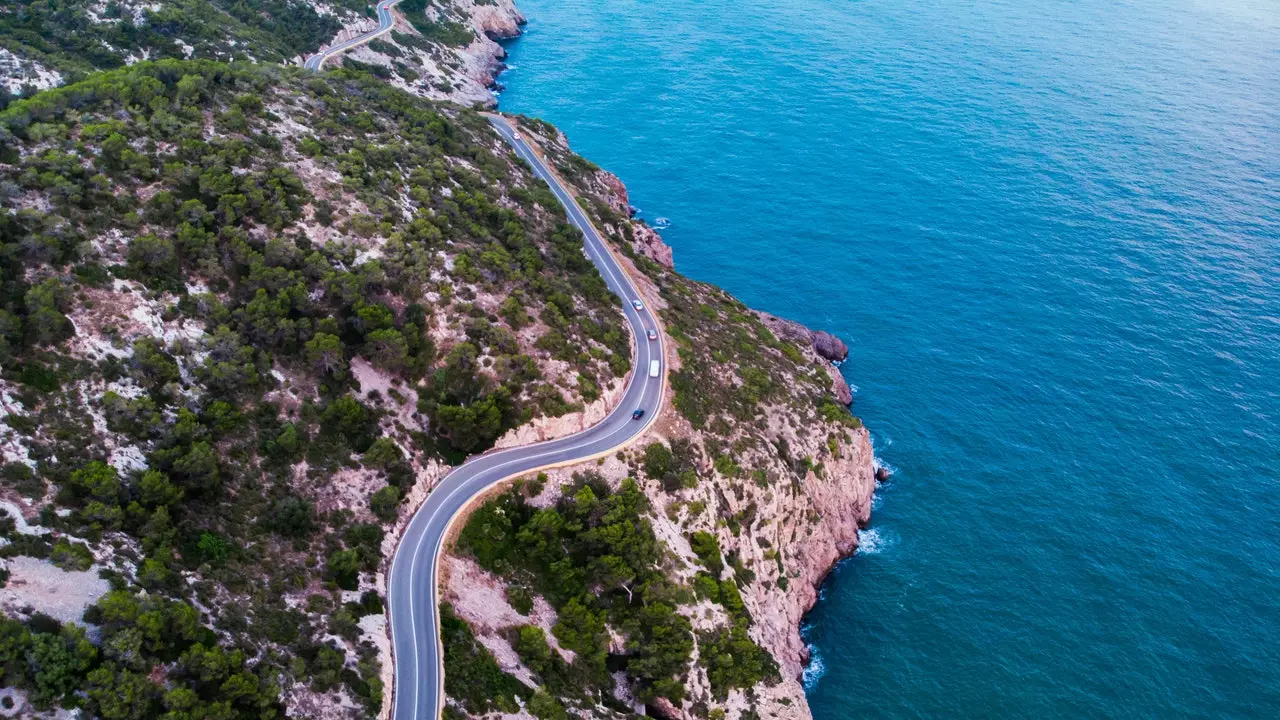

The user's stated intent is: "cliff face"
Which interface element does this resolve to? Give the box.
[440,119,878,720]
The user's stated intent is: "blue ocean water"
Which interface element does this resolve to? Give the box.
[494,0,1280,716]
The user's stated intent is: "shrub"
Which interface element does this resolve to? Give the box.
[50,541,94,572]
[689,531,724,576]
[369,485,401,522]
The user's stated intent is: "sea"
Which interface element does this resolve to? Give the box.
[493,0,1280,716]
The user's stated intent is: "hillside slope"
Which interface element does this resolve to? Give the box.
[0,59,629,719]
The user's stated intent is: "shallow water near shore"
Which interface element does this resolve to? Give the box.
[495,0,1280,716]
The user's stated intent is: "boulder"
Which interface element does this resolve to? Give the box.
[811,330,849,362]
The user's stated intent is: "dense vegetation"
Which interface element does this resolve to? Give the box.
[457,473,694,708]
[0,58,628,716]
[0,0,374,104]
[0,595,281,719]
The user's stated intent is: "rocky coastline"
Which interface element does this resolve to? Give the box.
[602,176,875,698]
[442,117,880,720]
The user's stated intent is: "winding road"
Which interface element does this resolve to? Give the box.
[386,114,666,720]
[303,0,402,71]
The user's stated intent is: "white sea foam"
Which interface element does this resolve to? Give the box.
[802,643,826,690]
[874,459,898,478]
[857,527,894,555]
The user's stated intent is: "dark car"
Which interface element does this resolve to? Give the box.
[632,408,645,421]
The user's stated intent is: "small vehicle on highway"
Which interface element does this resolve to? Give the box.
[647,329,658,341]
[649,359,661,378]
[632,409,645,421]
[632,299,644,310]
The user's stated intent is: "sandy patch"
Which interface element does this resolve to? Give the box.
[0,556,110,625]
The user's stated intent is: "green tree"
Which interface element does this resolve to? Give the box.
[321,396,373,443]
[642,441,673,480]
[28,626,97,709]
[127,233,178,286]
[527,691,568,720]
[266,496,315,537]
[327,549,360,590]
[513,625,553,675]
[71,460,120,502]
[0,617,32,684]
[85,666,161,720]
[689,531,724,576]
[364,327,408,371]
[139,470,183,508]
[305,332,346,378]
[434,394,504,453]
[130,338,181,392]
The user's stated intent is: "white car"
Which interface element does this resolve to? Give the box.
[632,299,645,311]
[646,329,658,341]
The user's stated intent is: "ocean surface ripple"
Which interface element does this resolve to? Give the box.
[496,0,1280,716]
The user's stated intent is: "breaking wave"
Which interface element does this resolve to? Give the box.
[857,527,894,555]
[802,642,826,690]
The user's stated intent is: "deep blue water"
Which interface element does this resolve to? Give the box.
[494,0,1280,716]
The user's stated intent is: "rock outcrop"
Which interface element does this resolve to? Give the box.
[824,362,855,405]
[632,222,675,269]
[812,329,850,363]
[751,311,853,404]
[593,169,675,268]
[597,170,633,216]
[464,0,526,39]
[755,310,849,362]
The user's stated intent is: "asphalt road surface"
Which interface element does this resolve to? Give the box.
[386,114,665,720]
[303,0,401,71]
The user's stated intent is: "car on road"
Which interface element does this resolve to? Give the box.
[649,359,661,378]
[647,329,658,341]
[632,409,645,421]
[632,299,644,310]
